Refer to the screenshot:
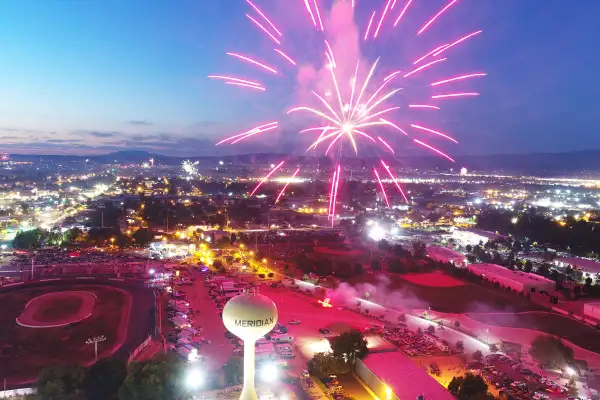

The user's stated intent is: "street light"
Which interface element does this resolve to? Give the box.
[86,335,107,362]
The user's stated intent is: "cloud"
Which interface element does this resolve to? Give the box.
[46,139,81,144]
[127,120,153,126]
[86,131,118,138]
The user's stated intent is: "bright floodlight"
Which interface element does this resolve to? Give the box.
[186,368,203,389]
[222,292,278,400]
[260,362,278,382]
[369,225,385,241]
[566,366,576,376]
[149,268,155,275]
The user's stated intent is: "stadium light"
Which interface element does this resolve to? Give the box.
[260,362,278,382]
[86,335,106,362]
[186,368,203,389]
[369,225,385,241]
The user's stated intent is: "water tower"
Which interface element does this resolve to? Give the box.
[222,291,278,400]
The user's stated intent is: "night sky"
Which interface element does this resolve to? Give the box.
[0,0,598,156]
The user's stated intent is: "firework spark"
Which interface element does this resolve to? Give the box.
[381,160,409,202]
[226,52,278,74]
[274,49,297,65]
[331,164,341,223]
[364,11,376,40]
[313,0,325,31]
[393,0,413,27]
[414,139,455,162]
[225,81,266,91]
[246,0,282,37]
[216,122,278,145]
[432,92,480,99]
[413,44,448,65]
[276,168,301,202]
[434,30,483,56]
[182,160,200,177]
[374,168,390,208]
[250,161,285,196]
[418,0,457,35]
[377,137,395,154]
[404,58,446,77]
[409,104,440,110]
[410,124,458,143]
[431,73,487,86]
[374,0,393,38]
[246,14,281,44]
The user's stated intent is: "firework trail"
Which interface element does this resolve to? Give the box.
[373,168,390,208]
[210,0,485,216]
[276,168,301,202]
[250,161,285,196]
[381,160,408,202]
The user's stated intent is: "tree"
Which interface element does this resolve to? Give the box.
[456,340,465,353]
[529,335,574,368]
[370,259,381,272]
[84,358,127,400]
[118,354,186,400]
[330,329,368,365]
[448,373,489,399]
[353,263,364,276]
[213,260,225,271]
[412,241,427,259]
[426,325,435,335]
[388,259,405,274]
[537,263,551,277]
[64,227,85,245]
[489,344,499,353]
[215,236,231,249]
[472,350,484,362]
[307,352,347,378]
[523,260,533,273]
[13,228,45,250]
[132,228,154,247]
[222,357,243,385]
[397,314,406,323]
[36,365,87,400]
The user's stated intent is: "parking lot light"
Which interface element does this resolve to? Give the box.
[186,368,203,389]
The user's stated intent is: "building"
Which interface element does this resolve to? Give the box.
[355,351,454,400]
[467,263,555,293]
[584,303,600,320]
[451,228,509,246]
[426,246,467,267]
[555,257,600,274]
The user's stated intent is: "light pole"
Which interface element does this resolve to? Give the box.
[86,335,106,362]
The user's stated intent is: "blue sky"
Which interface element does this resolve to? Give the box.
[0,0,599,156]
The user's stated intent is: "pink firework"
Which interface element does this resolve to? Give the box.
[210,0,485,217]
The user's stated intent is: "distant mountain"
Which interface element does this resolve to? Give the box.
[9,149,600,175]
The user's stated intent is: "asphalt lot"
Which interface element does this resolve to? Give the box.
[179,269,233,371]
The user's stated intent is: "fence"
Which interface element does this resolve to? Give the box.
[127,334,152,364]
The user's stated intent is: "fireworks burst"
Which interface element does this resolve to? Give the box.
[182,160,200,177]
[210,0,485,221]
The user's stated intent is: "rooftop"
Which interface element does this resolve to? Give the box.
[556,257,600,273]
[469,263,555,284]
[426,246,466,259]
[361,351,454,400]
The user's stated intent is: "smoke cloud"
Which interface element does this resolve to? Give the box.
[325,274,430,311]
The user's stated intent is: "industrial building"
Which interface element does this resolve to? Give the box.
[467,263,555,293]
[555,257,600,274]
[426,246,467,266]
[584,303,600,320]
[451,228,509,246]
[355,351,454,400]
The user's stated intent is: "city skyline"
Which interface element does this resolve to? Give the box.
[1,0,599,156]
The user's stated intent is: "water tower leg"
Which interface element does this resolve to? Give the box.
[241,339,258,400]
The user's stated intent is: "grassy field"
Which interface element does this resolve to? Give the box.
[346,271,537,314]
[0,285,127,382]
[32,295,84,322]
[468,312,600,353]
